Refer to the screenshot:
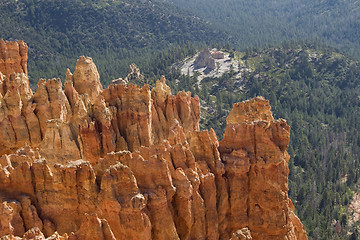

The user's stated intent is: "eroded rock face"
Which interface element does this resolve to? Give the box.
[0,39,28,78]
[0,41,307,239]
[219,97,303,239]
[69,56,103,102]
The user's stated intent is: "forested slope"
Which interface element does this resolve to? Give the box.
[167,0,360,58]
[0,0,226,85]
[2,0,360,86]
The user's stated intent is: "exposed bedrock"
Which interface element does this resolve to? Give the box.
[0,41,307,240]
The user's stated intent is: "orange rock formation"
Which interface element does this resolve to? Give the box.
[0,41,307,240]
[0,39,28,78]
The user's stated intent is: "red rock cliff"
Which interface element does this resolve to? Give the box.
[0,41,307,240]
[0,39,28,78]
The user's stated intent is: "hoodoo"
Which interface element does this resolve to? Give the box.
[0,39,28,78]
[0,40,307,240]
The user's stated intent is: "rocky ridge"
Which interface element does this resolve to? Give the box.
[0,41,307,240]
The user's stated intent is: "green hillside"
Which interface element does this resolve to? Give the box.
[2,0,359,86]
[0,0,227,85]
[167,0,360,58]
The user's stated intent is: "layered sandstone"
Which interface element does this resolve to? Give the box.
[0,41,307,240]
[0,39,28,78]
[219,97,307,239]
